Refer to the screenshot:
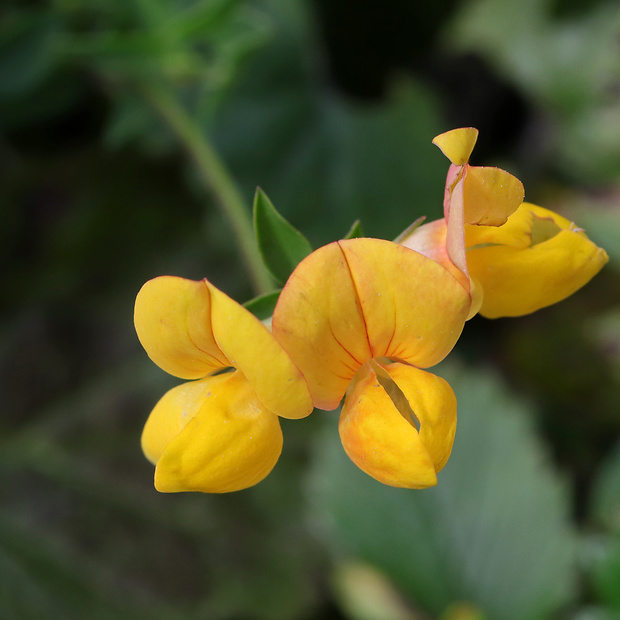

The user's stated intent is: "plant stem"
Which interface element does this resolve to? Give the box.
[141,80,272,295]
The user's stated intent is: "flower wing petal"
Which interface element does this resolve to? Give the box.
[340,239,471,366]
[383,363,457,473]
[462,166,524,226]
[134,276,227,379]
[146,371,283,493]
[272,241,373,410]
[207,281,313,419]
[339,363,439,489]
[401,219,482,319]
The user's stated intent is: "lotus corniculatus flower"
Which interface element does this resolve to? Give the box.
[272,238,471,488]
[135,276,312,493]
[401,128,608,318]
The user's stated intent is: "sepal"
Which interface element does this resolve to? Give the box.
[253,187,313,286]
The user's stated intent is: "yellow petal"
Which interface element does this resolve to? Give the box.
[135,276,313,419]
[383,362,457,473]
[339,362,456,488]
[144,371,283,493]
[141,372,232,465]
[400,217,472,291]
[465,202,534,250]
[273,239,470,410]
[400,219,483,319]
[340,239,470,364]
[462,166,524,226]
[207,282,313,419]
[466,204,609,317]
[433,127,479,165]
[134,276,227,380]
[272,241,373,410]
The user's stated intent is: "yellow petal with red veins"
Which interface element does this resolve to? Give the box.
[462,166,524,226]
[340,239,471,365]
[144,371,283,493]
[134,276,227,380]
[433,127,479,165]
[207,282,313,419]
[272,241,373,410]
[466,204,609,317]
[339,362,456,488]
[273,239,470,410]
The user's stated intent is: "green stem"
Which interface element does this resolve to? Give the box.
[141,80,272,295]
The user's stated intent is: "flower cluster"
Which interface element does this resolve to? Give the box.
[135,128,608,493]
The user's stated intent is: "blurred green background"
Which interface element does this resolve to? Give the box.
[1,0,620,618]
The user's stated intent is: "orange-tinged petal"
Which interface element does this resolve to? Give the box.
[401,215,471,290]
[467,204,609,317]
[433,127,479,165]
[146,371,283,493]
[272,241,373,410]
[134,276,227,380]
[462,166,524,226]
[273,239,470,410]
[206,282,313,419]
[383,362,457,473]
[399,219,483,319]
[339,362,456,488]
[340,239,470,364]
[399,218,453,276]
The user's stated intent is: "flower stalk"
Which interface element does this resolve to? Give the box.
[141,80,273,295]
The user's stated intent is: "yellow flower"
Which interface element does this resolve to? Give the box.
[402,128,608,318]
[465,202,609,317]
[272,238,471,488]
[134,276,313,493]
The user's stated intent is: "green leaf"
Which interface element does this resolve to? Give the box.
[343,219,364,239]
[253,187,312,286]
[393,216,426,244]
[592,538,620,610]
[307,361,576,620]
[591,440,620,533]
[244,289,280,321]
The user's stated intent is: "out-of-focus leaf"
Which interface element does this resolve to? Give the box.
[592,538,620,610]
[210,0,446,245]
[0,510,175,620]
[307,361,576,620]
[592,441,620,533]
[253,187,312,286]
[570,609,620,620]
[103,93,171,153]
[0,12,61,96]
[446,0,620,183]
[332,561,418,620]
[568,199,620,267]
[440,602,487,620]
